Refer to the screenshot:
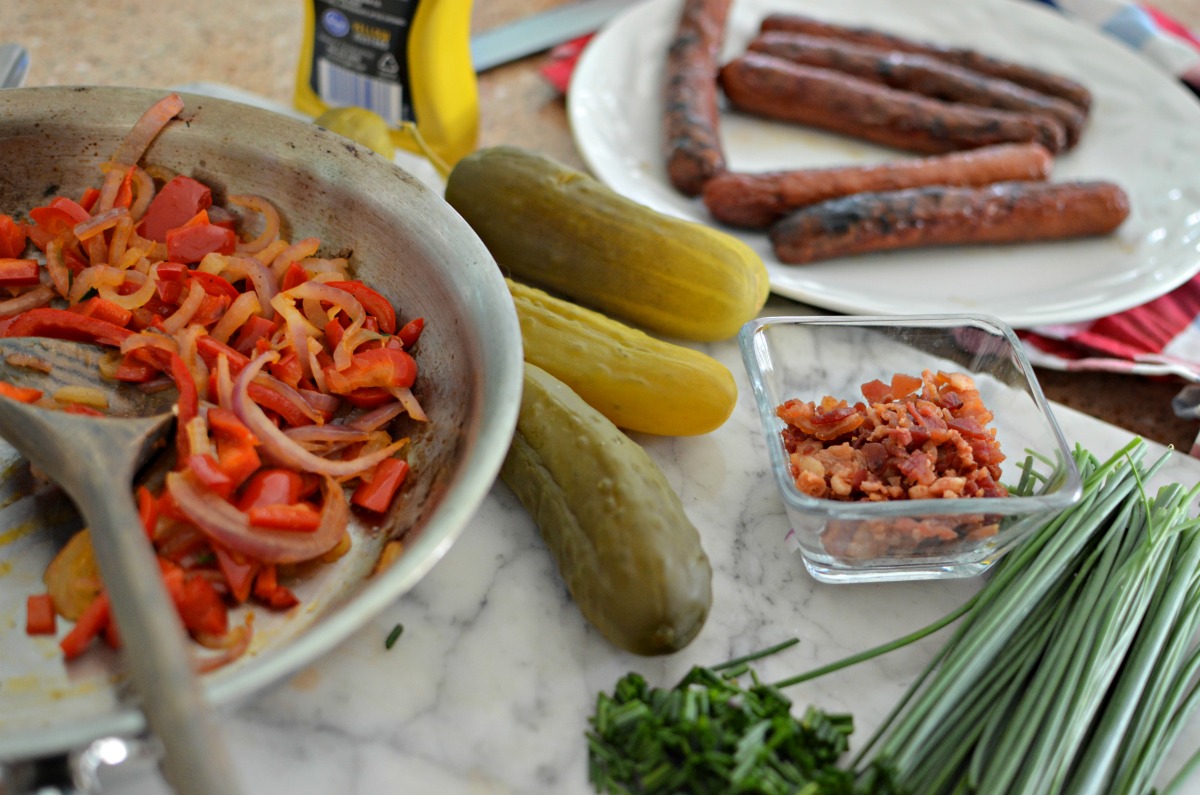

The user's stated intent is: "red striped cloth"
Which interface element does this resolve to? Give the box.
[1020,278,1200,382]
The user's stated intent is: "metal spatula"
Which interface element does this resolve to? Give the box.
[0,337,242,795]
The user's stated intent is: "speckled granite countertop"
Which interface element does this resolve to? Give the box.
[3,0,1200,452]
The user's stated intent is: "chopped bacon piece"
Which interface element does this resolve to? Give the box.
[775,369,1009,560]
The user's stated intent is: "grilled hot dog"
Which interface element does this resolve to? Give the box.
[748,31,1087,147]
[759,13,1093,112]
[664,0,733,196]
[769,181,1130,265]
[719,52,1068,155]
[702,142,1053,228]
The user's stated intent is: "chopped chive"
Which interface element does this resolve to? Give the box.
[384,623,404,649]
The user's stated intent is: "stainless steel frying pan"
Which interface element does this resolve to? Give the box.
[0,86,522,781]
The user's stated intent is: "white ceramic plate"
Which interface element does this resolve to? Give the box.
[568,0,1200,328]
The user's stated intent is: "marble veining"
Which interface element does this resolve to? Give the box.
[78,299,1200,795]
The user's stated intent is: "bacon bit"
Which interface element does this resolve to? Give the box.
[776,369,1008,561]
[860,378,891,404]
[890,372,922,398]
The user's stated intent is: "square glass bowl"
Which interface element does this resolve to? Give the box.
[739,314,1083,584]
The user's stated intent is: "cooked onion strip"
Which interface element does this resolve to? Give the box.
[228,194,282,254]
[110,93,186,174]
[283,281,365,370]
[69,265,125,305]
[268,237,320,280]
[106,214,135,266]
[98,271,156,310]
[53,386,109,410]
[210,291,262,344]
[284,424,373,446]
[233,351,405,477]
[194,621,253,673]
[253,371,325,424]
[43,239,71,299]
[347,401,405,431]
[297,388,340,417]
[121,331,179,357]
[166,470,349,564]
[127,166,156,221]
[159,283,206,334]
[0,284,55,317]
[223,255,278,320]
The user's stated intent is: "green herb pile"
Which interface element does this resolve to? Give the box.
[586,439,1200,794]
[587,641,903,794]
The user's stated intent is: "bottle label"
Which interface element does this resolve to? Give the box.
[308,0,417,126]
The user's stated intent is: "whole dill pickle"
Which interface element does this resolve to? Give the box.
[501,363,712,655]
[508,278,736,437]
[444,146,769,342]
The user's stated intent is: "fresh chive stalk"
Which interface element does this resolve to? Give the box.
[586,438,1200,794]
[854,439,1200,794]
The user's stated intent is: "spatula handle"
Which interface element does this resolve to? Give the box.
[78,484,243,795]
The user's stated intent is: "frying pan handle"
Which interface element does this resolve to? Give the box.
[0,754,90,795]
[0,735,160,795]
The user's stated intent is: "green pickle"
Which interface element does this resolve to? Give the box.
[501,363,713,656]
[445,146,769,343]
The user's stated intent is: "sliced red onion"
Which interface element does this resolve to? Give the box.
[166,469,348,564]
[228,194,282,254]
[173,325,209,404]
[224,255,278,320]
[389,386,428,422]
[214,354,234,411]
[346,400,406,432]
[121,331,179,357]
[184,414,213,458]
[110,93,186,172]
[282,281,365,371]
[267,237,320,280]
[44,239,70,298]
[210,291,262,344]
[284,425,373,445]
[253,372,325,424]
[195,621,253,673]
[98,270,155,310]
[127,166,156,221]
[160,283,206,333]
[232,351,406,477]
[0,284,55,317]
[74,207,127,242]
[105,215,134,266]
[69,265,125,305]
[297,387,340,416]
[271,293,318,380]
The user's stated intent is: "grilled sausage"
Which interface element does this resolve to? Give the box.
[748,32,1087,147]
[702,142,1053,228]
[759,13,1093,112]
[664,0,733,196]
[719,52,1068,155]
[769,181,1130,264]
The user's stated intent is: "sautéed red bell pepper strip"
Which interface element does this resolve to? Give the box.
[8,94,424,666]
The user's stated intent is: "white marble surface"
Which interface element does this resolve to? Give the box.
[48,296,1200,795]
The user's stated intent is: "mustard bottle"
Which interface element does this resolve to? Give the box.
[294,0,479,172]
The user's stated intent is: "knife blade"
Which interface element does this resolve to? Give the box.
[0,43,30,89]
[471,0,635,73]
